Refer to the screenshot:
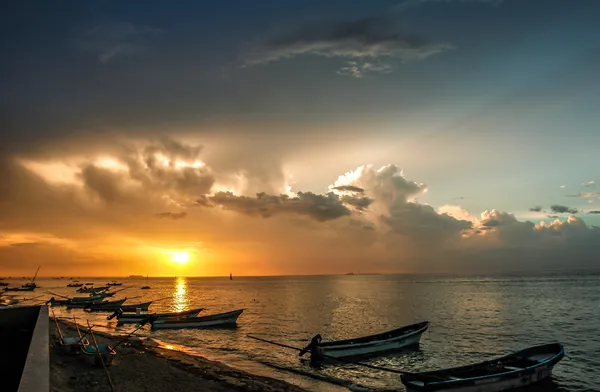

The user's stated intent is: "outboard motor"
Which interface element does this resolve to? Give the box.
[299,334,322,357]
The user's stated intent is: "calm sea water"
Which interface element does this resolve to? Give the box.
[23,274,600,391]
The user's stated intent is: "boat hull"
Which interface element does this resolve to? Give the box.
[120,301,152,312]
[401,343,564,392]
[82,350,115,367]
[312,322,429,360]
[116,308,203,324]
[151,309,243,330]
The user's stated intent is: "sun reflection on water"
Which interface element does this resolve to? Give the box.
[173,277,188,312]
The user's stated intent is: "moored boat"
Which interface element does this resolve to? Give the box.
[48,297,71,306]
[67,283,83,287]
[150,309,243,330]
[119,301,153,312]
[4,286,35,292]
[301,321,429,360]
[401,343,565,392]
[85,298,127,312]
[77,286,109,294]
[111,307,204,324]
[107,282,122,286]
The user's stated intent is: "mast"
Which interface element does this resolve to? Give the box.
[31,266,41,283]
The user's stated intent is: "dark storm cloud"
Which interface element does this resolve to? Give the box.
[550,205,578,214]
[80,165,127,203]
[203,191,352,222]
[331,185,365,193]
[529,206,542,212]
[155,212,187,220]
[340,195,373,211]
[245,16,451,67]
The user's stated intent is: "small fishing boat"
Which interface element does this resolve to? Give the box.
[301,321,429,360]
[141,274,151,289]
[107,282,122,286]
[401,343,565,392]
[4,286,35,292]
[67,283,83,287]
[70,294,105,303]
[0,282,9,287]
[119,301,153,312]
[77,286,108,294]
[81,344,116,366]
[48,297,71,306]
[111,307,205,323]
[151,309,243,330]
[85,298,127,312]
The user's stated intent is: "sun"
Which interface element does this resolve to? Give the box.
[171,252,190,265]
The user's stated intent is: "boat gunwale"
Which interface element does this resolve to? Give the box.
[117,307,204,319]
[402,343,564,388]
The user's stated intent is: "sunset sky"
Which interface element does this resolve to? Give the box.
[1,0,599,276]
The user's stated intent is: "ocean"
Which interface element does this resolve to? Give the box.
[26,273,600,391]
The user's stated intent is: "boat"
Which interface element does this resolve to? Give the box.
[119,301,153,312]
[4,286,35,292]
[70,294,105,303]
[67,283,83,287]
[150,309,243,330]
[112,307,205,324]
[141,274,150,289]
[85,298,127,312]
[48,297,71,306]
[300,321,429,360]
[77,286,108,294]
[81,344,116,366]
[0,283,8,287]
[107,282,122,286]
[22,266,41,289]
[400,343,565,392]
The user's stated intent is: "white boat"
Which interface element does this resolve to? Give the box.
[401,343,565,392]
[151,309,243,330]
[113,307,205,324]
[301,321,429,360]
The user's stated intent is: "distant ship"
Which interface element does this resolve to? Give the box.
[230,273,233,280]
[128,274,143,278]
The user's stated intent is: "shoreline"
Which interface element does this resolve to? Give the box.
[50,319,310,392]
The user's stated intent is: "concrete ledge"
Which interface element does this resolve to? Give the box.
[18,305,49,392]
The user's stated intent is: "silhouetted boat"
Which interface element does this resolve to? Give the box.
[141,274,150,289]
[112,307,205,324]
[4,286,34,292]
[301,321,429,360]
[47,297,71,306]
[107,282,122,286]
[119,301,153,312]
[150,309,243,330]
[67,283,83,287]
[401,343,565,392]
[85,298,127,312]
[77,286,108,294]
[0,282,9,287]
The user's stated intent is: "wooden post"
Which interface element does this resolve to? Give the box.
[87,321,115,392]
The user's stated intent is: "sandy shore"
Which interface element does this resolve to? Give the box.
[50,320,309,392]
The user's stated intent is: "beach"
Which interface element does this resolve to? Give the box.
[50,320,308,392]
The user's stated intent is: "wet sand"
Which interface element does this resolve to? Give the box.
[50,320,309,392]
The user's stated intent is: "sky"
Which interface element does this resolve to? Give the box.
[1,0,599,277]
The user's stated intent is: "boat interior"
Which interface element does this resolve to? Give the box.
[404,344,562,383]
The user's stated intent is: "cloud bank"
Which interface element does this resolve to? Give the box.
[1,137,599,276]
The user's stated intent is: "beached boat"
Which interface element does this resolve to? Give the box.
[301,321,429,360]
[401,343,565,392]
[81,344,116,366]
[85,298,127,312]
[112,307,205,324]
[119,301,153,312]
[151,309,243,330]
